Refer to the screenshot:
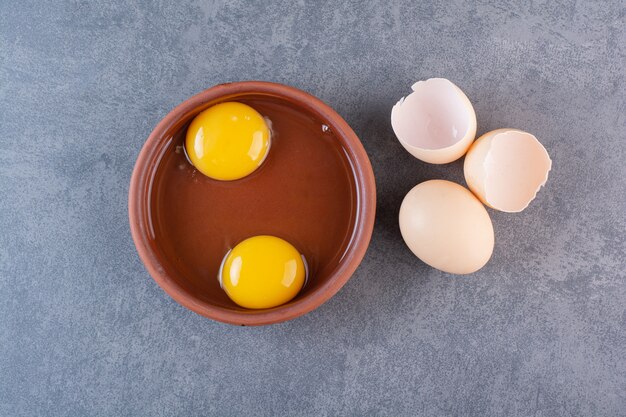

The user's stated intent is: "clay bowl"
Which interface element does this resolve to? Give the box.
[129,81,376,326]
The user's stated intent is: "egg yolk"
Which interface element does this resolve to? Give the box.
[219,236,306,309]
[185,102,271,181]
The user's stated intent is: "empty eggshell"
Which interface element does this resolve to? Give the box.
[399,180,494,274]
[464,129,552,213]
[391,78,477,164]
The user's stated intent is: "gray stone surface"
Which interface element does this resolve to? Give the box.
[1,0,625,416]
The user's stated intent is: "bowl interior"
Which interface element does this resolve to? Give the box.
[130,83,374,325]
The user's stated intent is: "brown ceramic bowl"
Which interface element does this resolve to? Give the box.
[129,81,376,326]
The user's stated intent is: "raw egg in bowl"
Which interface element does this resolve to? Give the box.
[129,82,376,326]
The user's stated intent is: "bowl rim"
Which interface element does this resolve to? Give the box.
[129,81,376,326]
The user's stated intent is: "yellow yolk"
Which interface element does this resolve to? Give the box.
[220,236,306,309]
[185,102,271,181]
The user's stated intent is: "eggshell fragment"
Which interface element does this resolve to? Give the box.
[464,129,552,213]
[399,180,494,274]
[391,78,477,164]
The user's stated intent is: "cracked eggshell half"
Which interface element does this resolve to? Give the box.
[399,180,494,274]
[391,78,477,164]
[464,129,552,213]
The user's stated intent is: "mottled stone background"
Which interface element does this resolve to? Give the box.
[1,1,624,416]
